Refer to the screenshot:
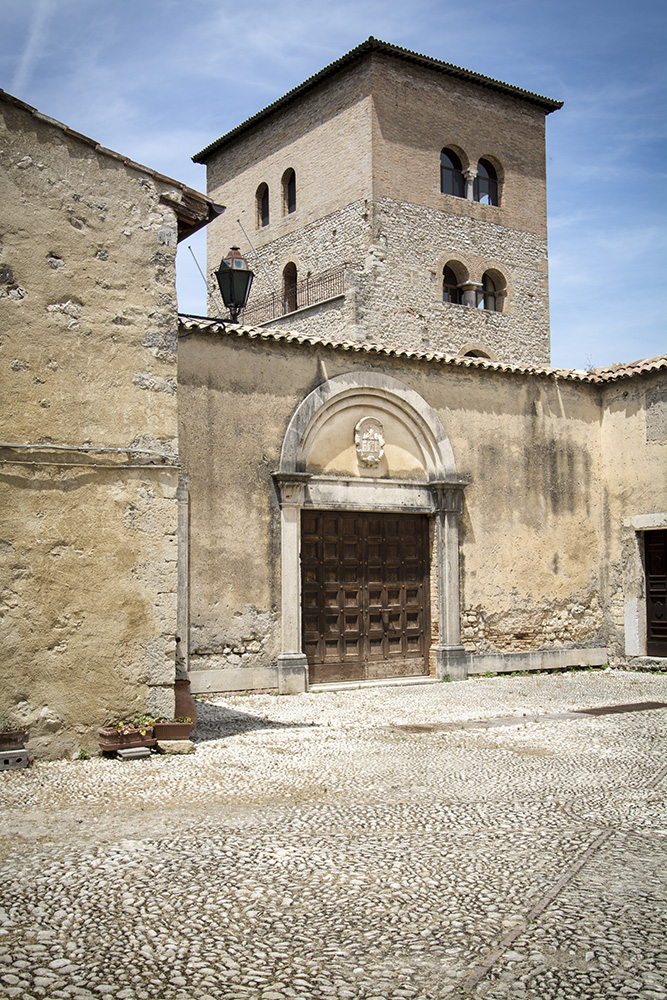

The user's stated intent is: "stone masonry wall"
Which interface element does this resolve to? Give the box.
[0,95,184,756]
[209,200,371,327]
[224,195,549,363]
[359,197,550,362]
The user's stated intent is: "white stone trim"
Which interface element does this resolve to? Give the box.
[279,372,457,479]
[621,513,667,657]
[623,513,667,530]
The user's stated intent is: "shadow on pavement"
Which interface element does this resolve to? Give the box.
[191,699,317,743]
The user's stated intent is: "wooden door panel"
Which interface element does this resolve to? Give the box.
[645,530,667,656]
[302,511,430,682]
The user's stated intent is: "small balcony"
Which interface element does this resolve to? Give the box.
[240,263,360,327]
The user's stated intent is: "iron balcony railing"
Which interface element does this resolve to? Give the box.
[240,263,361,327]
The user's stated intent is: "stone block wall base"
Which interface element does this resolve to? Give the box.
[467,647,609,674]
[277,653,308,694]
[625,656,667,673]
[188,664,280,694]
[435,646,468,680]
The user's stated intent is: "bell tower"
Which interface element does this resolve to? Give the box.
[194,38,562,365]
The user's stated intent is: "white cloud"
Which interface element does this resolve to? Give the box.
[11,0,54,94]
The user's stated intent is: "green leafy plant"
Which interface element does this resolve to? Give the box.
[0,717,25,733]
[76,747,90,761]
[111,715,156,736]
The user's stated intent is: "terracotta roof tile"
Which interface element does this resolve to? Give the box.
[178,316,666,384]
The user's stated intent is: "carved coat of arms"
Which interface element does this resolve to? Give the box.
[354,416,385,467]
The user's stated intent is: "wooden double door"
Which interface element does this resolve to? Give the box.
[645,530,667,656]
[301,511,430,684]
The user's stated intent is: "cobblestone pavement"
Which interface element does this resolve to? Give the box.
[1,669,666,1000]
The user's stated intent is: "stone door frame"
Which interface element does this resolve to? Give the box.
[623,512,667,659]
[273,372,468,692]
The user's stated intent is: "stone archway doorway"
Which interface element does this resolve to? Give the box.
[273,372,468,693]
[301,509,430,684]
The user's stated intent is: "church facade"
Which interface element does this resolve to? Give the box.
[180,40,666,696]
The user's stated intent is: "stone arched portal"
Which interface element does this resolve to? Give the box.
[272,373,468,692]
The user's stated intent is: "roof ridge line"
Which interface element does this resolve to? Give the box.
[193,37,563,163]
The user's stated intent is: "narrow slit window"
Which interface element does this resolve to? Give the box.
[282,169,296,215]
[283,261,297,313]
[256,183,269,228]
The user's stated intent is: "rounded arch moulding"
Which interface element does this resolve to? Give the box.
[275,372,466,514]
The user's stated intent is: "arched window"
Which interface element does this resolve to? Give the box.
[443,265,462,304]
[458,342,499,361]
[474,159,499,206]
[256,183,269,228]
[283,262,297,313]
[282,169,296,215]
[476,272,498,311]
[440,149,465,198]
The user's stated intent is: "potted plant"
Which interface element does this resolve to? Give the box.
[153,716,195,741]
[0,719,28,752]
[98,715,157,753]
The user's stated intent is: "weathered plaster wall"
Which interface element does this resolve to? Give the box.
[179,329,609,692]
[0,97,183,755]
[599,371,667,663]
[0,465,179,757]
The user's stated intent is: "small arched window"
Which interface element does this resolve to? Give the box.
[476,272,498,311]
[256,183,269,228]
[282,169,296,215]
[440,149,465,198]
[283,262,297,313]
[474,159,499,206]
[443,265,462,304]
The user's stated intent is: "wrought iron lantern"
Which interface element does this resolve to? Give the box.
[213,247,254,322]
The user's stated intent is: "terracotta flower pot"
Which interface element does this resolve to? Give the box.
[174,679,197,726]
[0,729,27,752]
[154,721,194,741]
[98,727,156,753]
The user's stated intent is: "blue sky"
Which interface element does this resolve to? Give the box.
[2,0,665,368]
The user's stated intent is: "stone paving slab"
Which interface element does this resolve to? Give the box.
[0,670,665,999]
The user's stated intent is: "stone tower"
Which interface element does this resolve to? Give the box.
[194,38,562,365]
